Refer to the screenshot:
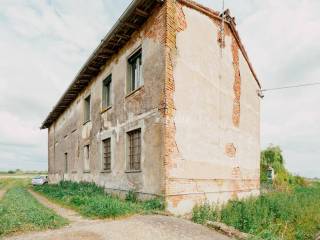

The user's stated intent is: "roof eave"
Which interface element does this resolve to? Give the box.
[41,0,164,129]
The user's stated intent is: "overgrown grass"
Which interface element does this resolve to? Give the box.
[34,181,165,219]
[0,187,68,237]
[0,178,30,189]
[192,182,320,240]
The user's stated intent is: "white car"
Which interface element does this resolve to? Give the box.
[32,176,48,185]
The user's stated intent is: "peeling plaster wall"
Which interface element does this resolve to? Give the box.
[48,5,166,198]
[47,1,260,214]
[166,4,260,214]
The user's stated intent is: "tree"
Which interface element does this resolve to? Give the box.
[260,145,288,188]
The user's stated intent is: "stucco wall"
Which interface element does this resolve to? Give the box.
[47,1,260,214]
[166,4,260,214]
[48,5,166,197]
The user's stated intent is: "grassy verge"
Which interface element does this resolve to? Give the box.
[0,178,30,189]
[0,186,68,237]
[192,183,320,240]
[34,181,165,219]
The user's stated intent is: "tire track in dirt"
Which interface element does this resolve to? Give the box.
[28,189,88,223]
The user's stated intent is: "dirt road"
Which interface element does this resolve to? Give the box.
[3,190,232,240]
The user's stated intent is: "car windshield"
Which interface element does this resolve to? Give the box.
[34,176,42,179]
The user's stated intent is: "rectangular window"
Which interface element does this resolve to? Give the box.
[84,145,90,172]
[84,95,91,123]
[102,75,112,109]
[64,153,68,173]
[127,129,141,171]
[103,138,111,171]
[128,49,143,93]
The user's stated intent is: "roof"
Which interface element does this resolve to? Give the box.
[41,0,260,129]
[41,0,164,129]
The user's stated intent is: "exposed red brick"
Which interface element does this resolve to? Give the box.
[145,6,166,43]
[169,195,184,208]
[177,0,220,18]
[160,0,179,198]
[231,36,241,128]
[225,143,236,158]
[231,166,241,178]
[178,0,261,88]
[176,3,187,32]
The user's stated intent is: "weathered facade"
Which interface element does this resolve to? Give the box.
[42,0,261,215]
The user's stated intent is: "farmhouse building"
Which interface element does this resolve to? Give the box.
[41,0,261,214]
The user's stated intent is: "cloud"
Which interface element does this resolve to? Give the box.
[0,0,131,171]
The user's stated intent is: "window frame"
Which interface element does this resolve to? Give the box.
[126,128,142,172]
[102,74,112,110]
[102,138,111,172]
[83,95,91,123]
[127,48,143,93]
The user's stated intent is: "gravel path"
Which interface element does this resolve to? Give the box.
[3,190,232,240]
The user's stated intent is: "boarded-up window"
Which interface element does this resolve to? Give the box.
[84,95,91,123]
[103,138,111,171]
[128,49,143,93]
[102,75,112,109]
[127,129,141,171]
[84,145,90,172]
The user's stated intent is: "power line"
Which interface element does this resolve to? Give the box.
[257,81,320,98]
[261,82,320,92]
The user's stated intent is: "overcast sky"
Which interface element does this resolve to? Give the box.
[0,0,319,177]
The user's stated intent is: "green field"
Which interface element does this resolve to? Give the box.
[34,181,165,219]
[0,178,67,237]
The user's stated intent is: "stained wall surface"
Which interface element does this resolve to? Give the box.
[47,0,260,214]
[165,3,260,214]
[48,5,166,198]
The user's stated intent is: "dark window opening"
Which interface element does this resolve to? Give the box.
[64,153,68,173]
[128,49,143,92]
[102,75,112,108]
[84,95,91,123]
[103,138,111,171]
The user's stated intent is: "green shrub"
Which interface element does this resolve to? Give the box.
[192,203,217,224]
[143,198,165,211]
[125,190,138,203]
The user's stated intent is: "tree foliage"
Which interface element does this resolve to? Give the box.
[260,145,307,189]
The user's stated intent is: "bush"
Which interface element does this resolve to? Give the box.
[143,198,165,211]
[125,190,138,203]
[192,203,217,224]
